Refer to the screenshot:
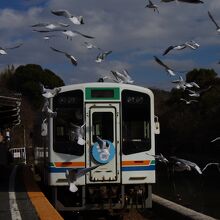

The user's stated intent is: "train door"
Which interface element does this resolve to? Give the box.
[85,103,121,183]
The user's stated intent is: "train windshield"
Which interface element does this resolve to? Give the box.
[122,90,151,155]
[53,90,84,156]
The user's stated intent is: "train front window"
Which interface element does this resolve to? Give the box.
[122,90,151,155]
[53,90,84,156]
[92,112,113,143]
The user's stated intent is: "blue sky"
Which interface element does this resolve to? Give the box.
[0,0,220,90]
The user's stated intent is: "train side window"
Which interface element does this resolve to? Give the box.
[122,90,151,155]
[53,90,84,156]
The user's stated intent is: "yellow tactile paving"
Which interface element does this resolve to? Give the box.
[23,166,63,220]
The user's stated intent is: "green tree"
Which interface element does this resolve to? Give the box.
[8,64,64,108]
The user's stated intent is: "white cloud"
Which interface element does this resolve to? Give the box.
[0,0,220,89]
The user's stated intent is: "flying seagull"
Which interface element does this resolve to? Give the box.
[0,43,23,55]
[70,123,86,145]
[66,165,100,192]
[145,0,159,13]
[208,11,220,33]
[110,69,134,84]
[154,56,176,76]
[180,98,198,105]
[96,50,112,63]
[170,156,202,174]
[51,9,84,25]
[163,40,199,56]
[50,47,77,66]
[41,86,61,99]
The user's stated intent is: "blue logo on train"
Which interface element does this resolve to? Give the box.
[92,140,115,164]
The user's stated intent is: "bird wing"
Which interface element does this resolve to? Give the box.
[58,22,70,27]
[96,136,104,149]
[73,30,95,39]
[211,137,220,143]
[6,43,23,50]
[180,98,187,102]
[31,23,48,27]
[76,165,100,178]
[51,9,72,18]
[198,86,212,94]
[208,11,220,29]
[105,50,112,56]
[50,46,66,55]
[111,71,123,82]
[122,69,130,78]
[178,0,203,3]
[154,56,170,69]
[163,46,174,55]
[189,100,198,103]
[149,0,153,5]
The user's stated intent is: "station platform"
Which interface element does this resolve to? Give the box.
[0,164,63,220]
[0,163,217,220]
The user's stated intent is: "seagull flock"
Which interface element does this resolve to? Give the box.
[147,152,220,175]
[2,1,220,192]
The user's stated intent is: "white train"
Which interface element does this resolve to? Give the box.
[35,82,160,212]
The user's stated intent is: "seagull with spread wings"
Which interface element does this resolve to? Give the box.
[180,98,198,105]
[170,156,202,174]
[154,56,176,76]
[66,165,100,192]
[41,86,61,99]
[51,9,84,25]
[110,69,134,84]
[50,47,77,66]
[208,11,220,33]
[163,40,199,56]
[0,43,23,55]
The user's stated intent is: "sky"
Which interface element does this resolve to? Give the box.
[0,0,220,91]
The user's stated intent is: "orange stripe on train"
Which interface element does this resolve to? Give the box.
[54,162,85,167]
[122,160,151,166]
